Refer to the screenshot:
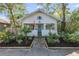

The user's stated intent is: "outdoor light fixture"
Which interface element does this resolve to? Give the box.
[38,16,42,20]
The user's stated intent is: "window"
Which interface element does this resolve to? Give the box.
[34,24,38,30]
[24,24,34,29]
[46,24,55,30]
[34,24,43,30]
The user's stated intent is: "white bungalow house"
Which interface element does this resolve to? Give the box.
[20,9,58,37]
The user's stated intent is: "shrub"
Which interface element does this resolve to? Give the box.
[0,32,9,43]
[16,33,25,44]
[0,29,15,43]
[58,32,68,39]
[21,25,31,34]
[59,32,79,43]
[65,33,79,43]
[0,32,7,41]
[15,25,32,44]
[47,33,59,43]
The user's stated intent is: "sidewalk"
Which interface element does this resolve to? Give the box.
[0,47,79,56]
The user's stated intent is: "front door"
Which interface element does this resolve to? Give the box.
[34,24,43,36]
[38,24,43,37]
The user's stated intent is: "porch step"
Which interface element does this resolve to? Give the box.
[32,37,47,48]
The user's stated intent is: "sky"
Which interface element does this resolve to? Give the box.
[26,3,79,13]
[0,3,79,18]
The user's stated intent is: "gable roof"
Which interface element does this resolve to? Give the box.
[19,8,59,22]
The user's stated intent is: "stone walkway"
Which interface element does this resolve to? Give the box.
[32,37,47,48]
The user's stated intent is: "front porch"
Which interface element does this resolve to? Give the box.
[25,23,57,37]
[27,29,57,37]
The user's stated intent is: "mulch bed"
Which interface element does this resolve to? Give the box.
[0,38,33,47]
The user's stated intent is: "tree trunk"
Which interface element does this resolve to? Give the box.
[61,3,66,32]
[9,8,18,40]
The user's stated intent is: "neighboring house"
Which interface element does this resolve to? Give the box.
[20,8,58,37]
[0,17,10,31]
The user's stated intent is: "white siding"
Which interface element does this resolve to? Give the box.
[22,12,58,36]
[22,12,57,24]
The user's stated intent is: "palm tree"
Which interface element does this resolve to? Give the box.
[0,3,26,39]
[0,3,26,27]
[61,3,66,32]
[53,3,70,32]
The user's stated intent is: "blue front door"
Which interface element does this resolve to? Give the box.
[38,24,42,37]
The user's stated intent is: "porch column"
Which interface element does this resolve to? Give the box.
[44,24,46,29]
[54,23,57,34]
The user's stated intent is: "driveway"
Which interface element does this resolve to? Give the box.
[0,47,79,56]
